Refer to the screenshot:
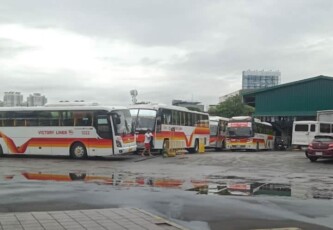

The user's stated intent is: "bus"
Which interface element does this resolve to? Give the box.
[129,104,210,153]
[208,116,229,150]
[0,102,136,158]
[292,120,333,149]
[226,116,275,151]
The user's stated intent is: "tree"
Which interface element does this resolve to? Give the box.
[209,95,254,118]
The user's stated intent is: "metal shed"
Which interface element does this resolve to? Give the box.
[242,75,333,143]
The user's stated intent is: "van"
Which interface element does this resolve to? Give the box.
[292,121,333,149]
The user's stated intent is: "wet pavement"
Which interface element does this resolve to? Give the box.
[0,208,186,230]
[0,151,333,229]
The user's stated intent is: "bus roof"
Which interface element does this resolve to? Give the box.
[293,120,319,124]
[229,116,252,121]
[0,105,127,112]
[209,116,229,122]
[128,103,208,115]
[260,121,272,126]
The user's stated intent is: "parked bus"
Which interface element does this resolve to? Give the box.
[292,120,333,149]
[0,102,136,158]
[208,116,229,150]
[129,104,210,153]
[226,116,274,151]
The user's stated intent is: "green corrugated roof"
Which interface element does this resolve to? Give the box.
[242,75,333,96]
[242,75,333,117]
[253,110,316,116]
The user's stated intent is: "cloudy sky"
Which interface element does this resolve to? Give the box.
[1,0,333,108]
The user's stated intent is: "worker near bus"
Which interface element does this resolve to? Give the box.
[141,129,153,157]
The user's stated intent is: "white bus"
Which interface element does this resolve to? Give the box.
[0,102,136,158]
[129,104,210,153]
[292,120,333,149]
[226,116,275,151]
[208,116,229,150]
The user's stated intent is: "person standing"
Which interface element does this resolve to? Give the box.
[141,129,153,157]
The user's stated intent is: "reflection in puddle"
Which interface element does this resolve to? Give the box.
[189,183,291,197]
[312,188,333,200]
[2,171,331,200]
[3,174,15,180]
[21,172,185,188]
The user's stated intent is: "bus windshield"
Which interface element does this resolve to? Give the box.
[112,110,133,136]
[227,127,253,137]
[210,122,218,136]
[136,109,156,132]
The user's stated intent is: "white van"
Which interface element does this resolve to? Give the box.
[292,121,333,149]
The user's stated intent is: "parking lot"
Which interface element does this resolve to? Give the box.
[0,150,332,230]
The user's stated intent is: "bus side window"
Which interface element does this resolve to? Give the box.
[164,109,172,125]
[320,123,330,133]
[295,124,308,132]
[61,111,74,126]
[73,111,92,126]
[203,115,209,128]
[4,119,14,126]
[0,112,3,127]
[27,119,38,126]
[15,119,25,126]
[193,114,198,126]
[310,124,316,132]
[96,116,111,139]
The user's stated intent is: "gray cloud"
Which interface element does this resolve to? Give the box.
[1,0,333,107]
[0,39,33,58]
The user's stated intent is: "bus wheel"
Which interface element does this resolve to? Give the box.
[70,143,87,159]
[0,145,3,156]
[190,139,199,153]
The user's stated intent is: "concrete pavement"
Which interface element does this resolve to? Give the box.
[0,208,186,230]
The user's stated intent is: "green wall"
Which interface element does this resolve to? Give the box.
[253,78,333,116]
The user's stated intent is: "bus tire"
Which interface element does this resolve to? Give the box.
[189,139,199,153]
[0,145,3,156]
[70,142,87,159]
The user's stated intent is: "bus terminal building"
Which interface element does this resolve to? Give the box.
[242,75,333,143]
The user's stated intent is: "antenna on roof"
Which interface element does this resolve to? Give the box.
[130,89,138,104]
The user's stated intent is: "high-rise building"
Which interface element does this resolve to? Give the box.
[27,93,47,106]
[3,92,23,107]
[242,70,281,89]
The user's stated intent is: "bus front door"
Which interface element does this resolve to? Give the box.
[93,115,114,156]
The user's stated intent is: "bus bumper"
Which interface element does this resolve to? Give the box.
[119,146,137,154]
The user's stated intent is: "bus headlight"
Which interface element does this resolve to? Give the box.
[116,140,122,147]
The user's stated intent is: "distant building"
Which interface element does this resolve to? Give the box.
[172,100,205,112]
[27,93,48,106]
[3,92,23,107]
[219,90,241,103]
[242,70,281,89]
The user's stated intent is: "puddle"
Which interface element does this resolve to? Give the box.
[188,182,292,197]
[18,171,186,188]
[206,175,245,180]
[1,171,332,200]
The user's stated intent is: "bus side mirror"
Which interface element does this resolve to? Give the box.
[115,117,121,124]
[157,119,161,125]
